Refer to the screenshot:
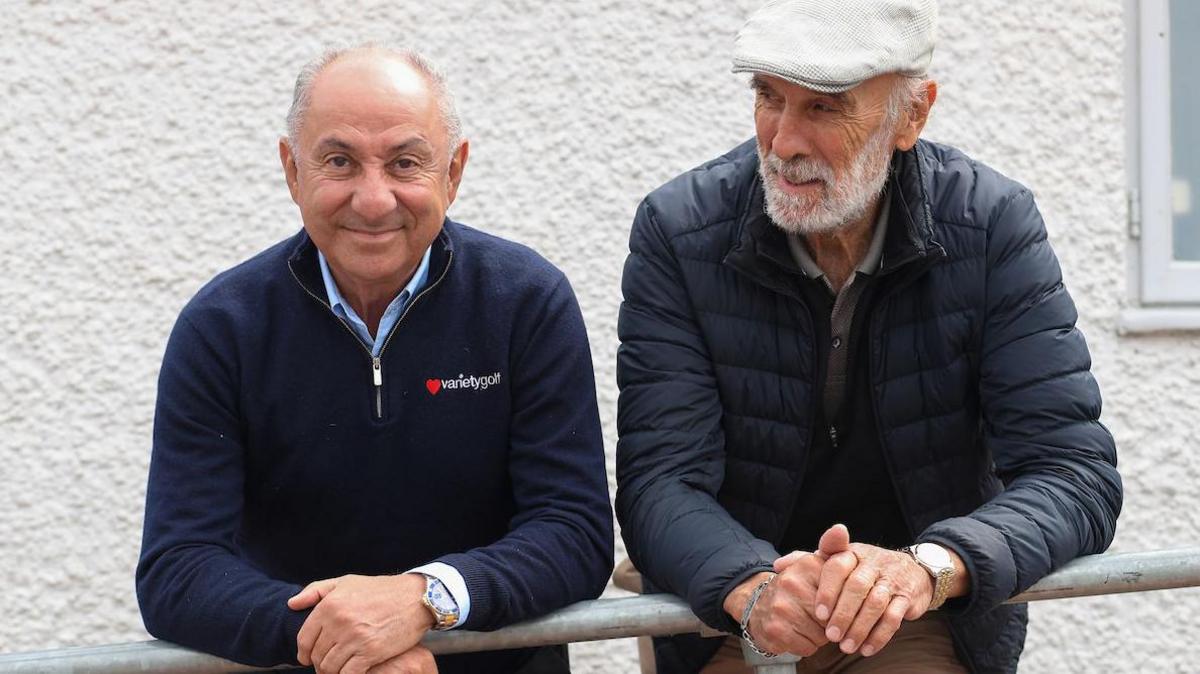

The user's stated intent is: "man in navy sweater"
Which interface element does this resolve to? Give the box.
[136,44,613,674]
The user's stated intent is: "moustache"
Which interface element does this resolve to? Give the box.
[761,152,835,186]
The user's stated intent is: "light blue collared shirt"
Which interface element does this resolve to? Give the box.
[318,248,432,356]
[317,246,471,628]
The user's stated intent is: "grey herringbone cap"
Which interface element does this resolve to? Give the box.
[732,0,937,93]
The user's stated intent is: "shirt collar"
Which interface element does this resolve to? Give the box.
[317,247,432,318]
[787,189,891,282]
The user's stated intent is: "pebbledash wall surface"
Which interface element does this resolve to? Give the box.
[1,1,1197,672]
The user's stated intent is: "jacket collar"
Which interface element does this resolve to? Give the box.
[724,141,945,296]
[286,219,456,305]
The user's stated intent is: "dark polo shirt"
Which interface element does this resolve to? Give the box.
[779,194,911,553]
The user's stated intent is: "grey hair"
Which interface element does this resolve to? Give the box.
[884,75,930,126]
[285,43,464,163]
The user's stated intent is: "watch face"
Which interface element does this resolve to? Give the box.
[915,543,953,571]
[425,578,459,615]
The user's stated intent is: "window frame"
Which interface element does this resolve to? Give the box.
[1136,0,1200,304]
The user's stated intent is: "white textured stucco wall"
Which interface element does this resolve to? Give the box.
[1,0,1197,671]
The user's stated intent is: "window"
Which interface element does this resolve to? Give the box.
[1136,0,1200,305]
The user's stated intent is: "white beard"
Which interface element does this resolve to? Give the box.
[757,121,897,235]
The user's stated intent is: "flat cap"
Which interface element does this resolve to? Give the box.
[732,0,937,93]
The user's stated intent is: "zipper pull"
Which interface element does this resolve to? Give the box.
[829,425,839,448]
[372,357,383,419]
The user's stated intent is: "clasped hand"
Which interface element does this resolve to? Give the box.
[737,524,935,659]
[288,573,438,674]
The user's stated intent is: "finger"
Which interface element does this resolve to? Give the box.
[782,634,823,658]
[825,564,876,643]
[839,582,893,654]
[813,550,856,622]
[289,578,340,610]
[310,628,336,673]
[296,618,322,666]
[818,523,851,557]
[790,612,829,653]
[860,595,909,657]
[757,611,823,658]
[340,654,375,674]
[773,550,811,572]
[368,647,437,674]
[409,646,438,674]
[320,643,354,674]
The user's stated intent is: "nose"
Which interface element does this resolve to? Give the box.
[350,168,398,223]
[768,109,815,162]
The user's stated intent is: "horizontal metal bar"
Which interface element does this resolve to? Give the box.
[2,548,1198,673]
[1005,547,1200,603]
[423,593,714,654]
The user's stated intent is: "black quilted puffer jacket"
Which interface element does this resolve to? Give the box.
[615,138,1122,673]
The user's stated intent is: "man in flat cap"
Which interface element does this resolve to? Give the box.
[136,44,613,674]
[615,1,1121,672]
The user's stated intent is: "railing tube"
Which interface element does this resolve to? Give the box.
[0,548,1197,674]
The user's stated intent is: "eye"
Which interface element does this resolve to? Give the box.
[391,156,421,171]
[325,155,352,169]
[813,101,838,113]
[754,88,782,108]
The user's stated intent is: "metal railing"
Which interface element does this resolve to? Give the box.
[2,548,1198,674]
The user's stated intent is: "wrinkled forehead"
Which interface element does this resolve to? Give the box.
[299,54,443,148]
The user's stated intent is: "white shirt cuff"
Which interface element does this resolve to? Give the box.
[408,562,471,629]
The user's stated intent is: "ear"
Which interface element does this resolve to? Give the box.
[894,80,938,152]
[445,138,470,205]
[279,137,300,204]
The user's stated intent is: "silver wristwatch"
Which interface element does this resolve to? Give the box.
[419,574,460,631]
[903,543,955,610]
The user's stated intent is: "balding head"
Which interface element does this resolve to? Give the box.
[286,44,463,162]
[277,44,469,312]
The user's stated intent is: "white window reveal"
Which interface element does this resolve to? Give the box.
[1137,0,1200,304]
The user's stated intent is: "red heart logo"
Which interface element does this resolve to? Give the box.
[425,379,442,395]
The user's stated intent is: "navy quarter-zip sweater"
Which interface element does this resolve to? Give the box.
[136,220,614,673]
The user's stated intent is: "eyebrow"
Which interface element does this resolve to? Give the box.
[312,137,435,156]
[749,75,856,107]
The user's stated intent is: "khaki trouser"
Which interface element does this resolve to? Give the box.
[700,617,966,674]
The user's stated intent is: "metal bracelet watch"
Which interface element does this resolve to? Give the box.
[903,542,955,611]
[738,573,778,658]
[419,574,460,631]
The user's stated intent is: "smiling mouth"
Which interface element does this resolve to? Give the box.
[777,175,823,191]
[345,227,402,237]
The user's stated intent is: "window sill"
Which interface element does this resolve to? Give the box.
[1118,307,1200,334]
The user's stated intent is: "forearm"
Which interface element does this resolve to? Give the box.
[944,548,970,599]
[140,315,308,665]
[618,478,777,631]
[435,514,613,630]
[136,546,308,666]
[723,571,776,622]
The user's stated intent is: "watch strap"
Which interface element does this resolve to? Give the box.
[904,545,954,611]
[926,565,953,610]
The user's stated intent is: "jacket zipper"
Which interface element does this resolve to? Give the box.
[866,251,981,674]
[774,298,821,549]
[372,357,383,418]
[287,249,455,420]
[368,251,454,419]
[865,252,943,541]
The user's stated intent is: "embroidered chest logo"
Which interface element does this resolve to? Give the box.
[425,372,503,396]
